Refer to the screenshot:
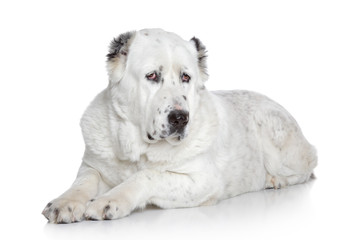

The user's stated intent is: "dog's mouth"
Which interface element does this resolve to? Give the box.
[146,130,186,145]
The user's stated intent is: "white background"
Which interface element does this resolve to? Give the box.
[0,0,359,239]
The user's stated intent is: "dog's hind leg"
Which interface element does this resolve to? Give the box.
[257,109,317,190]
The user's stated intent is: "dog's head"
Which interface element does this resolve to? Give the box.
[106,29,208,145]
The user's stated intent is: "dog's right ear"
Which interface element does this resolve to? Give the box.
[106,31,136,82]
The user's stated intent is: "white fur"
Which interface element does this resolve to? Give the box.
[42,29,317,223]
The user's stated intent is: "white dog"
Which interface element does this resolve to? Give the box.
[42,29,317,223]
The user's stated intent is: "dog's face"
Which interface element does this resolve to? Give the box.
[107,29,208,145]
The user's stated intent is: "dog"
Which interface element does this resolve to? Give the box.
[42,28,317,223]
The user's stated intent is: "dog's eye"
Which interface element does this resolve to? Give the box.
[146,72,158,82]
[181,73,191,83]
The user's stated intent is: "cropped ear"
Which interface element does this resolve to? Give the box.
[106,31,136,82]
[190,37,209,82]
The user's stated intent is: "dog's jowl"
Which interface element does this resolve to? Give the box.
[42,29,317,223]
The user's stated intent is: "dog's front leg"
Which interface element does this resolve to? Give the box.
[42,163,102,223]
[85,168,221,221]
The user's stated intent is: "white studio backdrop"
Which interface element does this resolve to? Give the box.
[0,0,359,239]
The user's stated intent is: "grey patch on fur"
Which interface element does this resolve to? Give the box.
[54,208,59,216]
[107,31,135,61]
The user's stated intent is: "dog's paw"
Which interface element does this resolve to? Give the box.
[84,197,133,221]
[42,198,86,224]
[265,175,288,190]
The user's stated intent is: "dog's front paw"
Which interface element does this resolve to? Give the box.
[84,197,133,221]
[42,198,86,224]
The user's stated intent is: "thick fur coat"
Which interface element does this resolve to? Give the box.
[42,29,317,223]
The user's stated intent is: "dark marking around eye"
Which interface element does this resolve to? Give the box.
[162,124,165,128]
[181,73,191,83]
[183,95,187,101]
[146,71,161,83]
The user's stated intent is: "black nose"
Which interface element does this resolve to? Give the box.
[168,110,189,129]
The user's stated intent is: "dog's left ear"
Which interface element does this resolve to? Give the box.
[190,37,209,82]
[106,31,136,83]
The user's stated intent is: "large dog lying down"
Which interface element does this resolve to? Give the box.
[42,29,317,223]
